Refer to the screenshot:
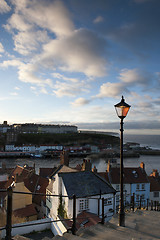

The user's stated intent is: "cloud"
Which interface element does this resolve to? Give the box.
[0,43,4,53]
[97,82,129,98]
[40,28,107,77]
[53,80,87,97]
[93,16,104,24]
[0,0,11,13]
[119,68,150,85]
[1,0,108,100]
[9,0,74,37]
[52,73,79,83]
[72,97,91,106]
[76,119,160,131]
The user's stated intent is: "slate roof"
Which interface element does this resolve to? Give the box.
[99,167,149,185]
[59,171,116,198]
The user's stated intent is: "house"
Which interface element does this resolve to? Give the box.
[0,164,49,221]
[148,169,160,202]
[24,172,49,218]
[46,164,116,232]
[0,174,37,223]
[99,162,150,209]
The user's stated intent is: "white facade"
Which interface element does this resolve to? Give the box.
[46,171,116,223]
[5,144,15,151]
[150,191,160,202]
[5,144,63,153]
[112,183,131,209]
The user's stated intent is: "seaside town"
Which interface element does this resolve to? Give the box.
[0,121,160,239]
[1,0,160,239]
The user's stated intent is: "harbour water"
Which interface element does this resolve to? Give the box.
[0,154,160,176]
[0,134,160,176]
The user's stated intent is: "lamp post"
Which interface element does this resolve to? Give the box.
[114,96,131,227]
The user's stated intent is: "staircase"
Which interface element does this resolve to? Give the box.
[52,210,160,240]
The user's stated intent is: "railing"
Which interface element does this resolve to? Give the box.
[1,188,160,240]
[0,188,113,239]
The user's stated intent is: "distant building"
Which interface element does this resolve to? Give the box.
[0,121,11,133]
[125,142,140,150]
[13,123,78,134]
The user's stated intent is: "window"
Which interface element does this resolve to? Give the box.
[104,198,112,206]
[116,195,120,202]
[136,194,139,202]
[136,184,140,190]
[46,191,51,202]
[79,199,89,211]
[142,184,145,190]
[141,194,145,200]
[154,192,159,198]
[116,185,119,191]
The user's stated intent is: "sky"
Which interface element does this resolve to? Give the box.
[0,0,160,135]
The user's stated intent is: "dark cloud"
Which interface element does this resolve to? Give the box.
[76,120,160,131]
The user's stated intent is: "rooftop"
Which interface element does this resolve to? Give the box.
[59,171,116,198]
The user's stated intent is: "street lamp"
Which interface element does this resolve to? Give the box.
[114,96,131,227]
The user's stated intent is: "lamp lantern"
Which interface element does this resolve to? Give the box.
[115,96,130,119]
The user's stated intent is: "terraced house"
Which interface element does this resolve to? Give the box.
[99,161,150,209]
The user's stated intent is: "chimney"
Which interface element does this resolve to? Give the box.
[107,160,111,173]
[81,159,92,171]
[140,162,145,171]
[152,169,159,178]
[60,150,69,166]
[92,165,97,173]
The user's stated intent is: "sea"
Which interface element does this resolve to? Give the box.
[124,134,160,150]
[0,134,160,176]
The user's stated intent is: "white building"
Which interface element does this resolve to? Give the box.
[46,165,116,232]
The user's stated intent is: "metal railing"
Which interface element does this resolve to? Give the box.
[0,188,113,239]
[1,188,160,240]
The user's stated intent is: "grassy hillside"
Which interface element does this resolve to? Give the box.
[16,132,119,146]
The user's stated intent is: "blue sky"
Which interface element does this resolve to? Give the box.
[0,0,160,134]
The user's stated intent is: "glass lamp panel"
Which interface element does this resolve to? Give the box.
[115,106,130,118]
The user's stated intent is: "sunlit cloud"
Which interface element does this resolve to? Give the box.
[97,82,129,98]
[0,0,11,13]
[72,97,91,106]
[0,43,4,53]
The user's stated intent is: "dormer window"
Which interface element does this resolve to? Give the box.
[132,170,138,178]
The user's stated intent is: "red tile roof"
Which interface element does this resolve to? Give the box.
[24,173,49,205]
[99,167,149,184]
[62,211,101,231]
[13,204,37,218]
[77,211,101,228]
[39,167,57,178]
